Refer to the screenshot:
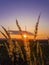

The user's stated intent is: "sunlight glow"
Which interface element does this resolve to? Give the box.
[23,34,27,38]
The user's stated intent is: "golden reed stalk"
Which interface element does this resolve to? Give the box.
[32,14,41,65]
[0,26,14,56]
[34,13,41,40]
[39,44,44,65]
[16,19,32,65]
[14,41,24,60]
[0,26,24,61]
[33,13,44,65]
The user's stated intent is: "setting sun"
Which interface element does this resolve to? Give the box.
[23,34,27,38]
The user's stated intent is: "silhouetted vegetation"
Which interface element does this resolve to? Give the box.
[0,14,49,65]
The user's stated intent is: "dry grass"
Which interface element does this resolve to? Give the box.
[34,13,41,40]
[33,13,44,65]
[0,26,14,56]
[0,14,44,65]
[16,19,32,65]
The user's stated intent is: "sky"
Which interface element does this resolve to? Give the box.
[0,0,49,39]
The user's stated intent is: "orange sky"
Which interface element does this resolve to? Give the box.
[0,30,48,39]
[0,0,49,39]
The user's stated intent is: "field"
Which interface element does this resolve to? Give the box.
[0,14,49,65]
[0,39,49,65]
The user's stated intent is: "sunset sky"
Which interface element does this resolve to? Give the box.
[0,0,49,39]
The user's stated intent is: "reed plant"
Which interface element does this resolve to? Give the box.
[33,13,44,65]
[0,26,14,56]
[16,19,32,65]
[0,14,44,65]
[0,26,24,65]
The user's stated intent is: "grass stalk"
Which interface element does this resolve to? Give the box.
[16,19,32,65]
[0,26,14,56]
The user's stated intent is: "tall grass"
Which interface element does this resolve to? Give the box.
[33,13,44,65]
[0,14,44,65]
[16,19,32,65]
[0,26,14,56]
[0,26,24,63]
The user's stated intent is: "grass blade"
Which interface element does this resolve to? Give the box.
[1,25,11,39]
[0,31,8,39]
[34,13,41,40]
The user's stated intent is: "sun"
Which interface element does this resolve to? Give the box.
[23,34,27,38]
